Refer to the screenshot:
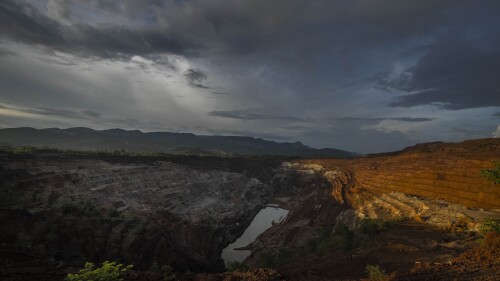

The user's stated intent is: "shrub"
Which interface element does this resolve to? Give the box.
[66,261,132,281]
[480,161,500,184]
[359,219,381,237]
[226,261,249,272]
[365,264,389,281]
[59,199,101,217]
[160,264,175,281]
[480,218,500,234]
[359,218,397,237]
[257,251,276,268]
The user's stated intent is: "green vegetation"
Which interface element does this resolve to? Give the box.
[160,265,176,281]
[480,161,500,184]
[59,199,102,217]
[359,218,396,237]
[365,264,389,281]
[226,261,249,272]
[66,261,132,281]
[480,218,500,234]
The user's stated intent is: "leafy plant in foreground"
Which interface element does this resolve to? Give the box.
[66,261,132,281]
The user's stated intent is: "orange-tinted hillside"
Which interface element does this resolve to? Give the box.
[300,138,500,210]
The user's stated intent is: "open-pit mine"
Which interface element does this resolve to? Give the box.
[1,138,499,281]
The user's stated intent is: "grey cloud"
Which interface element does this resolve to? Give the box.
[87,0,165,17]
[82,110,102,118]
[493,112,500,117]
[208,109,305,121]
[75,25,186,58]
[284,125,311,131]
[1,0,489,61]
[30,107,102,120]
[0,102,103,121]
[0,48,17,57]
[0,0,187,58]
[391,117,435,122]
[339,116,435,123]
[386,35,500,109]
[47,0,72,25]
[375,68,415,92]
[184,68,209,88]
[0,1,65,47]
[119,118,168,130]
[449,126,496,140]
[493,126,500,138]
[207,129,292,141]
[294,123,415,153]
[1,0,499,153]
[0,102,169,131]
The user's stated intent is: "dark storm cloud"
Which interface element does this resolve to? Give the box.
[339,117,435,123]
[295,123,415,153]
[207,129,292,141]
[184,68,209,88]
[208,109,305,121]
[391,117,435,122]
[0,1,65,45]
[0,0,186,58]
[494,112,500,117]
[387,35,500,110]
[1,0,487,60]
[1,0,500,152]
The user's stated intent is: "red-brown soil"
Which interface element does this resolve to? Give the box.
[394,232,500,281]
[300,138,500,209]
[274,220,483,281]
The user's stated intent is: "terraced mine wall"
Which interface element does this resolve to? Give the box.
[299,138,500,210]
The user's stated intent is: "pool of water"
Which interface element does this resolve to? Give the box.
[221,206,289,264]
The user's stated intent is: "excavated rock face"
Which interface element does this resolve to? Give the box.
[0,154,282,272]
[294,138,500,231]
[242,139,500,280]
[300,138,500,210]
[243,164,349,266]
[287,161,499,231]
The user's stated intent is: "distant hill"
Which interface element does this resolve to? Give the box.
[366,138,500,158]
[0,127,359,158]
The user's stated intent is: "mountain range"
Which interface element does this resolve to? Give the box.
[0,127,358,158]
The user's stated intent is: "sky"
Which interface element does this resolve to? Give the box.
[0,0,499,153]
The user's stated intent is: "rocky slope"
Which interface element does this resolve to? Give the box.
[242,138,500,280]
[0,153,285,276]
[395,232,500,281]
